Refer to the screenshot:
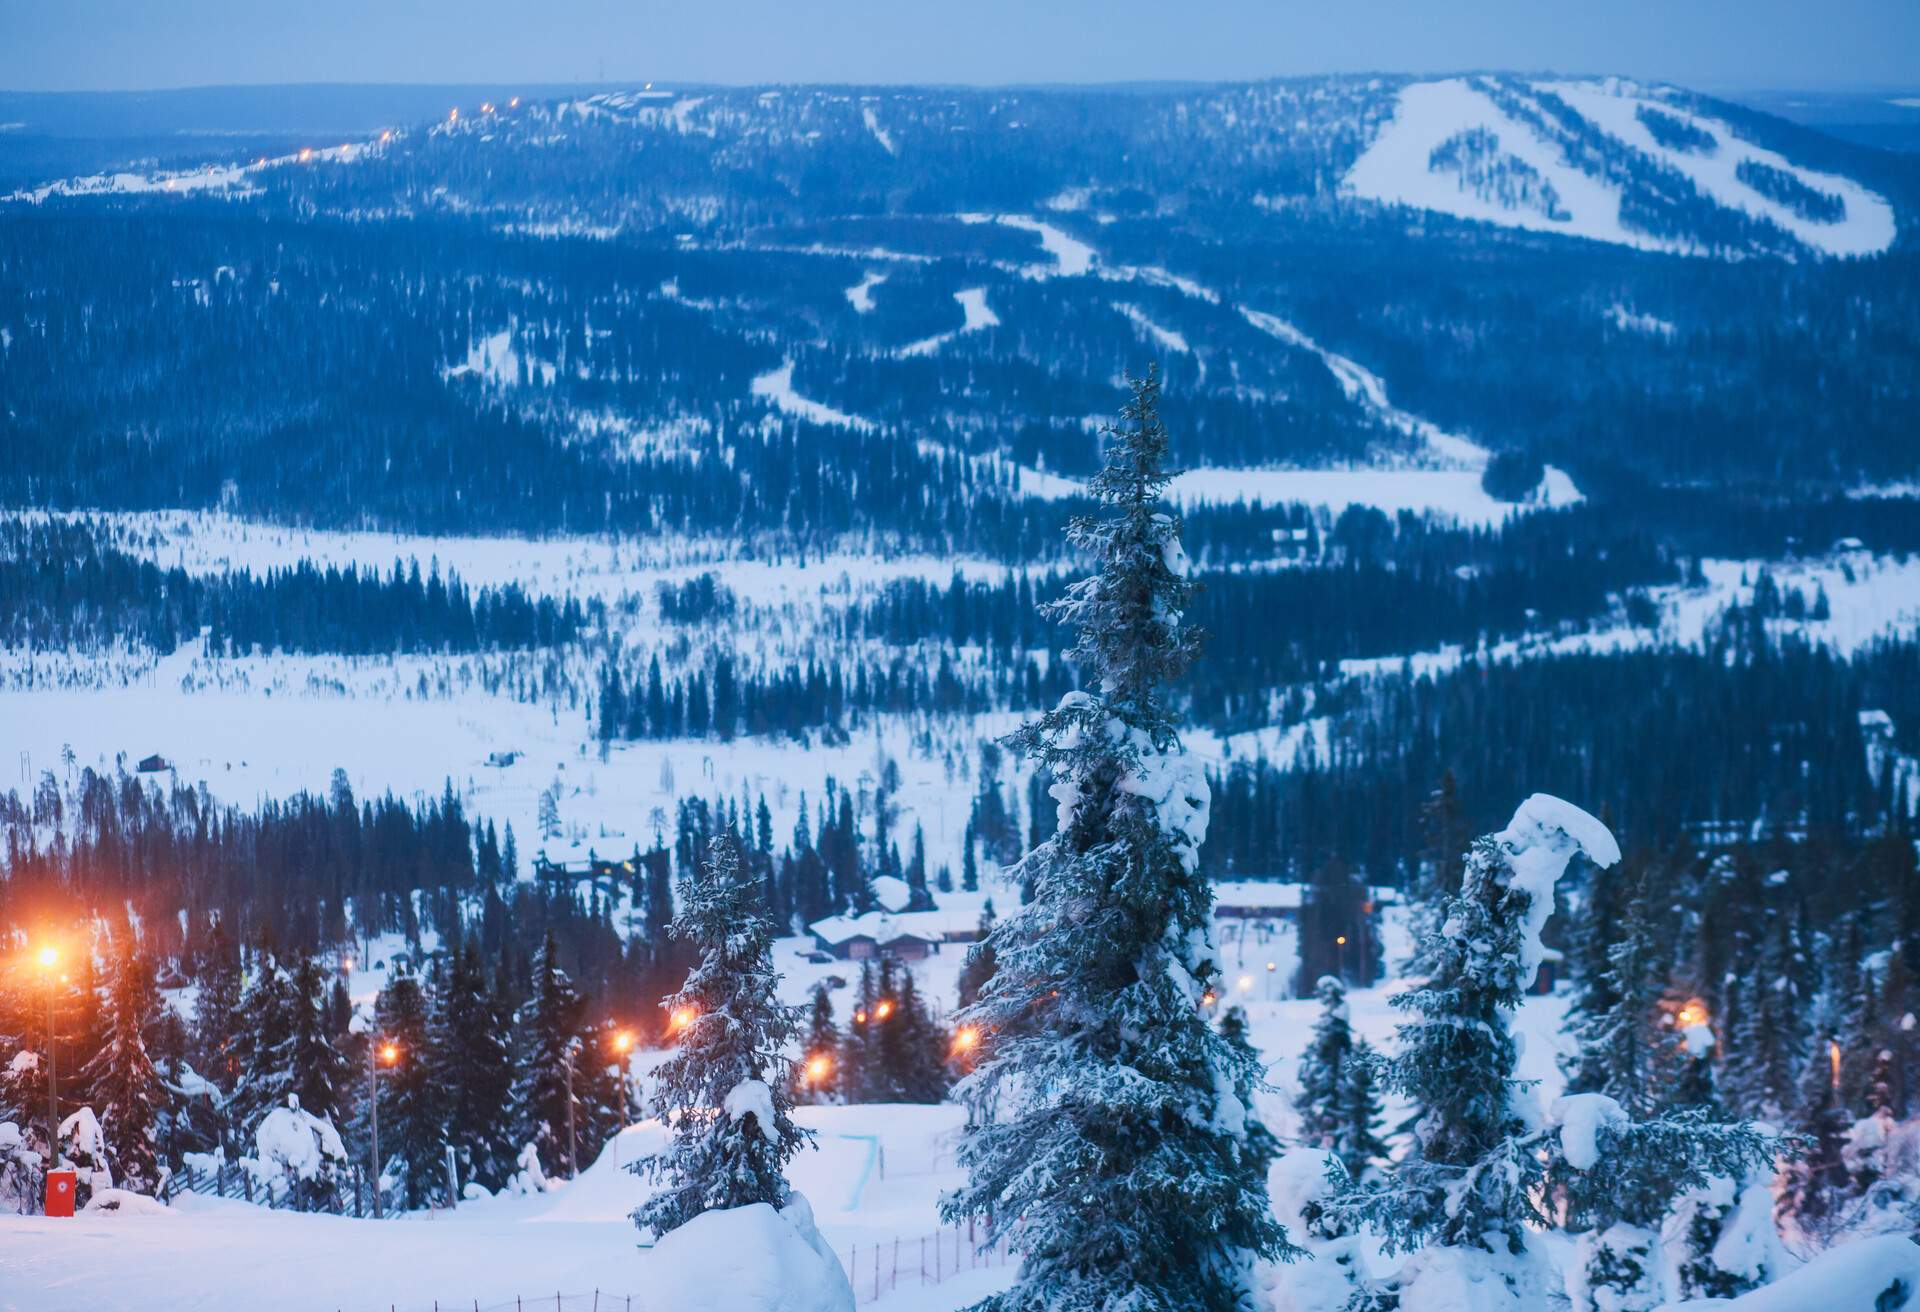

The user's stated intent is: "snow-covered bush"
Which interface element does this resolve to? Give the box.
[0,1121,43,1215]
[243,1096,351,1210]
[59,1106,114,1207]
[644,1192,854,1312]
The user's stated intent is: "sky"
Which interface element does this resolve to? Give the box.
[2,0,1917,94]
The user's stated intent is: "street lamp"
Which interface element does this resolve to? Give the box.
[1265,960,1276,1001]
[368,1039,399,1218]
[609,1029,636,1121]
[35,945,59,1167]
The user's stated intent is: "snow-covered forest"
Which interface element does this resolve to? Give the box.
[3,50,1920,1312]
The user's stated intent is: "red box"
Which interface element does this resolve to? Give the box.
[44,1169,76,1218]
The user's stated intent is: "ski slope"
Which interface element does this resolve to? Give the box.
[1345,78,1895,258]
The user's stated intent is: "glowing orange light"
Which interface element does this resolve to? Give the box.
[953,1026,978,1052]
[380,1043,400,1065]
[509,96,520,108]
[1829,1037,1843,1089]
[670,1007,695,1032]
[611,1029,635,1054]
[448,107,459,123]
[1200,990,1217,1007]
[853,1008,867,1025]
[874,1000,894,1021]
[1676,1000,1710,1030]
[1265,961,1276,973]
[298,147,313,163]
[341,957,354,972]
[379,130,392,144]
[804,1054,831,1083]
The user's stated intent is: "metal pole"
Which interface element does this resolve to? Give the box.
[369,1046,382,1220]
[565,1044,578,1179]
[46,977,60,1167]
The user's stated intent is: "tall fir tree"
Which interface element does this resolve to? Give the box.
[632,831,811,1237]
[942,371,1293,1312]
[1333,795,1620,1291]
[433,941,518,1193]
[1561,862,1680,1119]
[793,984,839,1104]
[281,956,352,1126]
[373,970,445,1208]
[80,941,169,1193]
[511,931,589,1179]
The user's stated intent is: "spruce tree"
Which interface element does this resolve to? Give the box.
[1218,1006,1281,1178]
[1548,1097,1777,1312]
[80,941,168,1194]
[1333,796,1620,1280]
[434,941,517,1193]
[373,970,445,1208]
[942,371,1292,1312]
[793,984,839,1104]
[632,831,811,1237]
[511,932,589,1178]
[280,956,352,1126]
[1561,863,1678,1118]
[1293,976,1386,1185]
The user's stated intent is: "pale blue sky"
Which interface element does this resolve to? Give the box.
[3,0,1916,93]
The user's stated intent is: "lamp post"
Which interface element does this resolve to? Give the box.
[37,945,59,1167]
[368,1039,398,1218]
[563,1038,580,1180]
[1264,960,1276,1001]
[610,1029,636,1123]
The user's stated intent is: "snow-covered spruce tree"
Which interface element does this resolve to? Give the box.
[941,371,1294,1312]
[1547,1095,1778,1312]
[1218,1006,1281,1179]
[79,941,169,1194]
[1294,977,1388,1190]
[632,830,811,1238]
[1330,795,1620,1301]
